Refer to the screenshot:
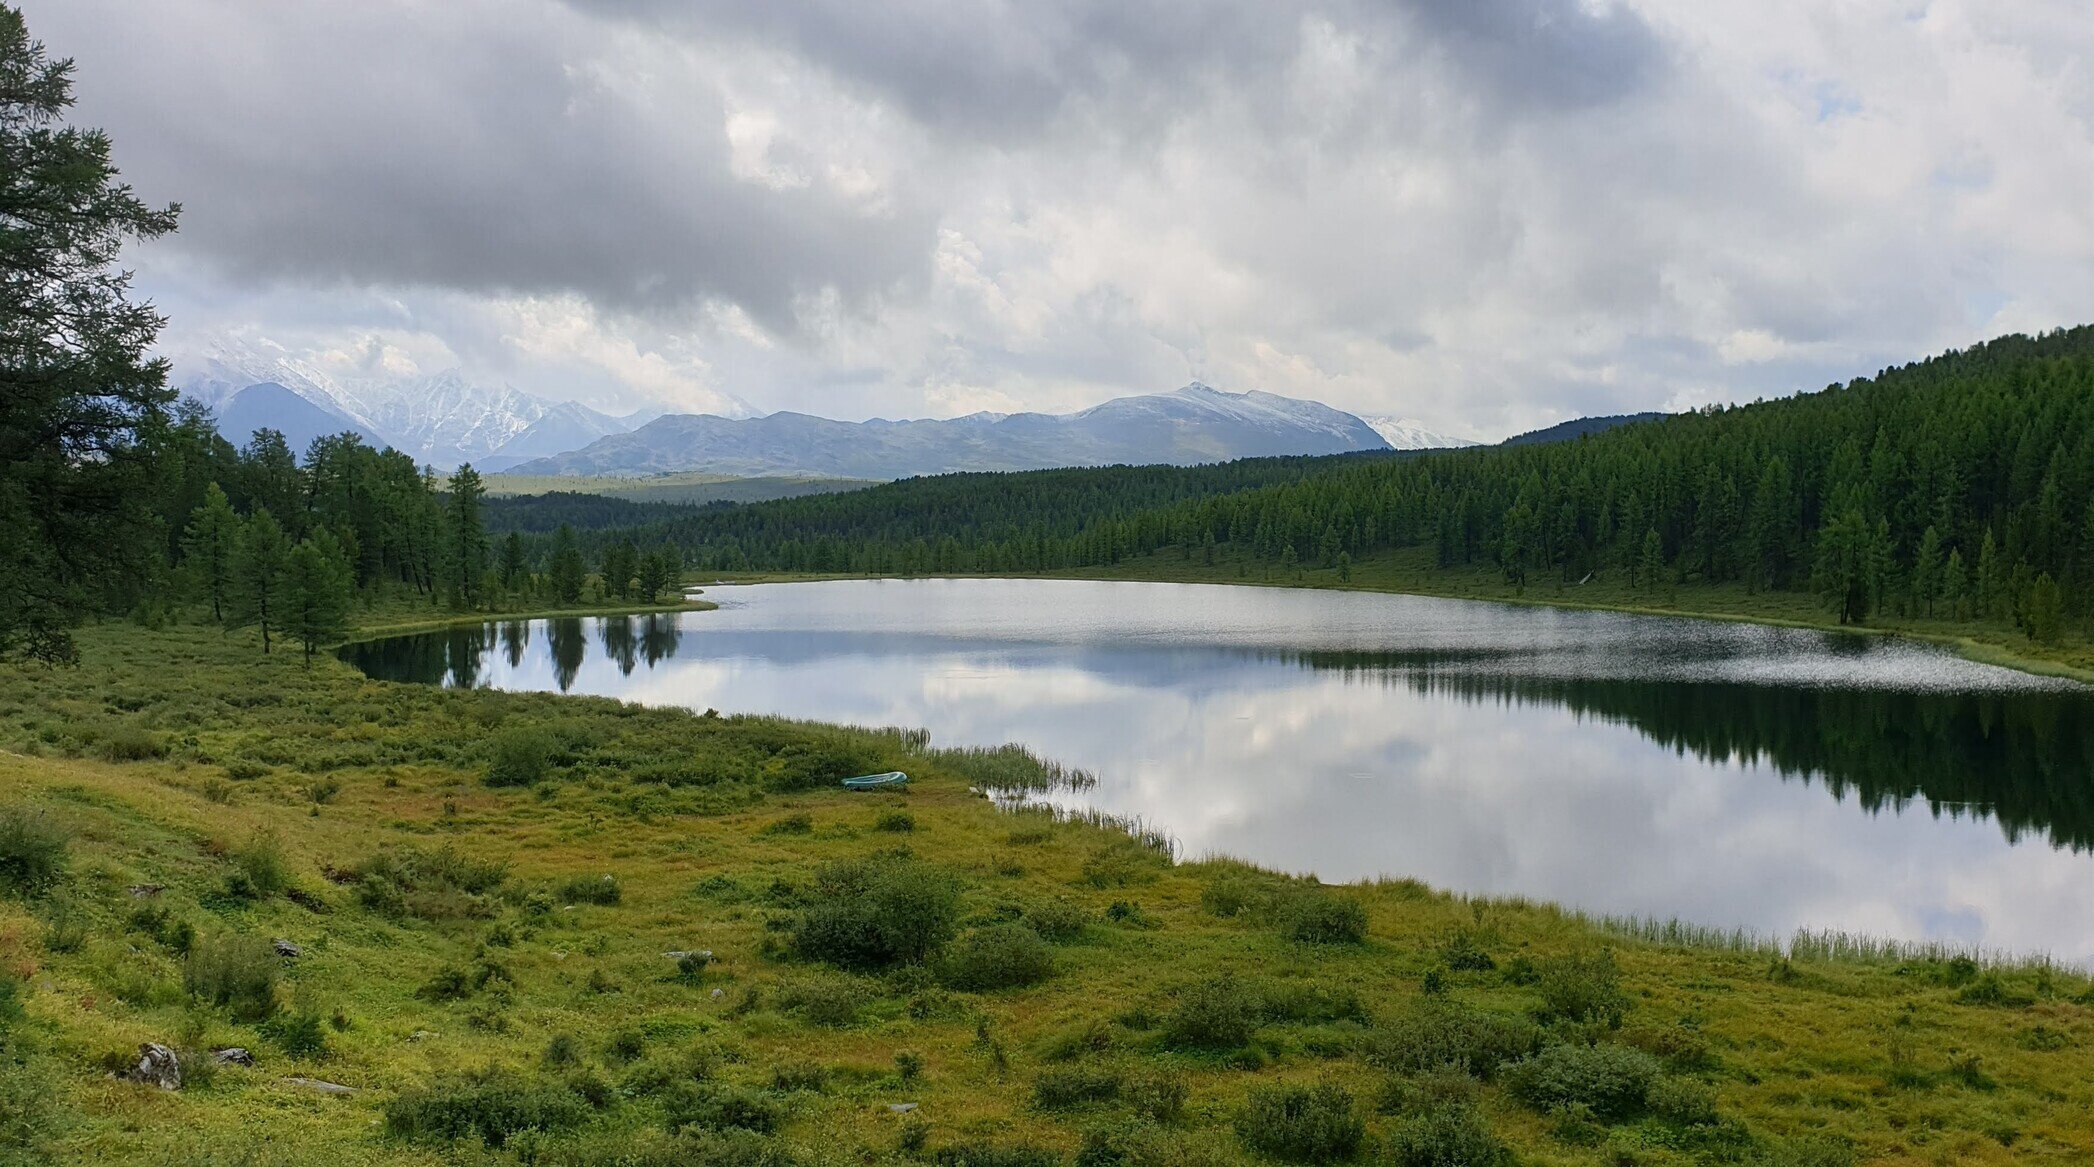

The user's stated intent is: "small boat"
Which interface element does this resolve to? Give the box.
[840,771,908,791]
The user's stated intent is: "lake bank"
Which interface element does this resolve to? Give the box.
[2,616,2091,1164]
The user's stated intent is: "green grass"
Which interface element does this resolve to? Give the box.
[0,609,2090,1164]
[481,472,878,506]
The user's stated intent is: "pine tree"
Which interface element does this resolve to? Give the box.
[1976,529,2005,620]
[0,7,181,663]
[1941,548,1969,620]
[499,531,527,590]
[549,524,585,605]
[181,483,239,623]
[2024,574,2064,644]
[445,464,488,609]
[1637,528,1665,594]
[226,510,290,653]
[1813,506,1886,625]
[1910,525,1943,619]
[281,531,353,665]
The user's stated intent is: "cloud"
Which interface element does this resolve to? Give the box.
[37,0,2094,435]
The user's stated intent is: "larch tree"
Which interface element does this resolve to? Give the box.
[282,530,353,665]
[0,5,180,663]
[227,510,290,653]
[181,483,239,623]
[446,463,488,609]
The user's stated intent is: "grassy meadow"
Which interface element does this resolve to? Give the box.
[0,607,2090,1165]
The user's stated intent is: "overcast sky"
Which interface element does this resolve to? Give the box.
[42,0,2094,437]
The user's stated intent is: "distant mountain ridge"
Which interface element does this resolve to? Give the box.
[1501,412,1667,446]
[178,346,669,470]
[508,384,1393,478]
[1360,415,1479,450]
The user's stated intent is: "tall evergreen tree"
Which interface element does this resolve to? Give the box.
[181,483,239,623]
[1813,506,1889,625]
[281,531,353,664]
[0,6,180,662]
[1910,525,1943,619]
[548,524,585,605]
[445,464,489,609]
[499,531,527,591]
[227,510,290,653]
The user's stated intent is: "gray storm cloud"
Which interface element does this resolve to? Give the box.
[32,0,2094,432]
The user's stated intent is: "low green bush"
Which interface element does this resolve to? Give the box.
[1532,951,1630,1028]
[1233,1082,1363,1163]
[0,805,67,898]
[95,724,167,762]
[183,932,280,1022]
[1163,976,1262,1050]
[1271,888,1368,944]
[1647,1075,1720,1126]
[559,873,623,905]
[934,1144,1064,1167]
[230,833,288,898]
[354,845,508,920]
[1502,1042,1661,1121]
[1124,1068,1190,1124]
[1368,1001,1540,1079]
[383,1068,589,1148]
[662,1081,783,1135]
[259,1011,329,1058]
[484,727,553,787]
[874,810,916,833]
[759,812,814,836]
[793,854,960,970]
[942,923,1054,991]
[1031,1065,1121,1110]
[1024,898,1089,941]
[1201,873,1270,918]
[1385,1103,1511,1167]
[771,973,871,1027]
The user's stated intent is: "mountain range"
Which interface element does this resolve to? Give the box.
[179,347,668,471]
[506,384,1407,478]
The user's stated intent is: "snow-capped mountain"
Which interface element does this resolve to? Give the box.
[1360,415,1479,450]
[509,383,1393,479]
[177,344,660,470]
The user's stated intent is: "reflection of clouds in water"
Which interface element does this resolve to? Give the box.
[366,580,2094,961]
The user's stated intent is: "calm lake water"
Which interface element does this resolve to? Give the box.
[342,579,2094,960]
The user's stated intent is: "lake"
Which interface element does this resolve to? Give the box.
[342,579,2094,961]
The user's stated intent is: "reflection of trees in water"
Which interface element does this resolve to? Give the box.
[1301,651,2094,853]
[548,618,587,691]
[501,621,529,669]
[641,614,680,666]
[445,625,490,690]
[601,616,638,676]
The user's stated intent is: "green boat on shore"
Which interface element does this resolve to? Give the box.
[840,771,908,790]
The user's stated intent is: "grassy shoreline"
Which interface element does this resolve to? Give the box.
[0,612,2084,1163]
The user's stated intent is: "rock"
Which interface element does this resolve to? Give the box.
[664,949,713,961]
[272,938,304,959]
[888,1102,919,1114]
[126,884,164,898]
[131,1043,181,1090]
[709,988,725,1000]
[408,1030,438,1043]
[212,1047,255,1067]
[284,1077,356,1096]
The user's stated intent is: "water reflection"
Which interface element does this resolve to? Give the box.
[338,580,2094,958]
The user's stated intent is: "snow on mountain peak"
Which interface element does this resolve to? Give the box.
[1361,415,1479,450]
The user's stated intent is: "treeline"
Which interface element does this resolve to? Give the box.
[539,451,1409,570]
[598,328,2094,635]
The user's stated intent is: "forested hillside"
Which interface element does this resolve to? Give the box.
[610,329,2094,634]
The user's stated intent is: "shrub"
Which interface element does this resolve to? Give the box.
[934,1144,1064,1167]
[183,932,280,1022]
[793,855,960,969]
[230,833,289,898]
[544,1033,583,1069]
[1201,873,1269,918]
[1233,1082,1363,1163]
[761,739,888,793]
[1163,976,1261,1050]
[1439,932,1497,972]
[1378,1102,1508,1166]
[485,727,553,787]
[1272,889,1368,945]
[260,1011,330,1058]
[96,724,167,762]
[770,1061,828,1092]
[383,1069,588,1148]
[1032,1065,1121,1110]
[417,965,475,1002]
[760,812,813,836]
[1124,1068,1189,1124]
[894,1049,924,1081]
[771,974,870,1027]
[1025,898,1089,941]
[559,874,623,905]
[875,810,916,833]
[1502,1043,1661,1121]
[943,923,1054,991]
[662,1082,783,1135]
[1648,1075,1720,1126]
[354,845,508,920]
[0,805,67,898]
[1368,1002,1540,1079]
[1533,951,1629,1028]
[1079,841,1165,889]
